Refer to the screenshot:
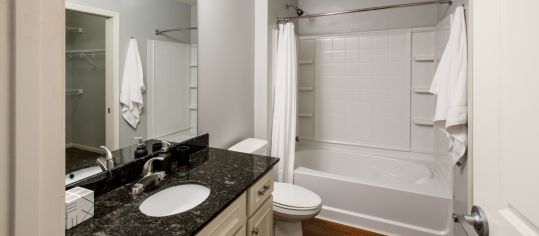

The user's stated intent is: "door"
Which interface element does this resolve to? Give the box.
[472,0,539,235]
[248,197,273,236]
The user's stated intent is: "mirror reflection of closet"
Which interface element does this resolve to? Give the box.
[64,0,198,185]
[65,10,108,175]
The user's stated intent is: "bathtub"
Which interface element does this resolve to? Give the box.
[294,149,452,236]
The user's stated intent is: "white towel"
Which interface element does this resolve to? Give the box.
[120,38,145,129]
[430,6,468,165]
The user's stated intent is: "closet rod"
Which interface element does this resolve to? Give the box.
[155,27,198,35]
[276,0,452,22]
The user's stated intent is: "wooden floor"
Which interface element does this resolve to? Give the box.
[302,218,385,236]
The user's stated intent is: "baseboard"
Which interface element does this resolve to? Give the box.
[66,143,105,154]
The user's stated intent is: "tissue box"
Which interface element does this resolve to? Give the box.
[65,187,94,229]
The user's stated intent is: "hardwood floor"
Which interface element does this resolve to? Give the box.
[302,218,385,236]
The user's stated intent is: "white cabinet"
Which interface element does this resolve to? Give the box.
[247,197,273,236]
[197,169,274,236]
[196,193,247,236]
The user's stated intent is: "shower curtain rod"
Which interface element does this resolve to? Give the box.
[276,0,452,22]
[155,27,198,35]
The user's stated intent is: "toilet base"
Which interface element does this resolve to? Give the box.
[274,219,303,236]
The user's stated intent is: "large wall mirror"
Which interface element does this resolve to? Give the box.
[65,0,198,185]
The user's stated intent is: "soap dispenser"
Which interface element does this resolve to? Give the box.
[134,137,148,158]
[158,141,174,173]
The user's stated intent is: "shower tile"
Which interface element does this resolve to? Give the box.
[374,35,389,49]
[345,37,360,50]
[319,38,333,51]
[333,51,346,63]
[360,36,374,49]
[359,49,374,62]
[333,38,346,51]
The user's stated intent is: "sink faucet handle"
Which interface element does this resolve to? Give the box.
[142,156,165,177]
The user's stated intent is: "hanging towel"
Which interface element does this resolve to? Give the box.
[120,38,145,129]
[430,6,468,165]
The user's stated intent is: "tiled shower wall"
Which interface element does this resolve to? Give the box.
[298,28,446,168]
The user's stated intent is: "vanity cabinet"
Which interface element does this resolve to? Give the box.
[197,170,274,236]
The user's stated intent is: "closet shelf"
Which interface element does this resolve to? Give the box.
[412,118,434,126]
[412,88,433,94]
[65,89,83,96]
[298,87,313,91]
[66,26,83,33]
[413,55,435,62]
[299,60,313,65]
[298,113,313,118]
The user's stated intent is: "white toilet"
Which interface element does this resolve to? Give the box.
[229,138,322,236]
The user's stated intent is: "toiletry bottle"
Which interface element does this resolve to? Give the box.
[157,141,174,173]
[134,137,148,158]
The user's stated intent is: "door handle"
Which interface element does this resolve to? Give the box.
[453,205,489,236]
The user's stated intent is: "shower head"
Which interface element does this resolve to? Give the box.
[286,4,304,16]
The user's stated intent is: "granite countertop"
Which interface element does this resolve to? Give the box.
[66,147,279,236]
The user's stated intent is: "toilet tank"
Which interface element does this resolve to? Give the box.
[228,138,268,156]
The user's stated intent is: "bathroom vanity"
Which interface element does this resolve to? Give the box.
[65,139,278,236]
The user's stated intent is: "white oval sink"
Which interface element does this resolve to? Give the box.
[139,184,210,217]
[65,165,103,185]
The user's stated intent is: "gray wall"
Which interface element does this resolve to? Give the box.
[66,10,107,148]
[198,0,255,148]
[297,0,446,35]
[66,0,193,148]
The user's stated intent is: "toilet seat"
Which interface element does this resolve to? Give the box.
[272,182,322,214]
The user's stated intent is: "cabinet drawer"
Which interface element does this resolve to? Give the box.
[247,170,273,216]
[196,193,246,236]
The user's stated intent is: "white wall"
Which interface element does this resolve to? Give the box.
[297,0,448,35]
[254,0,298,143]
[198,0,255,148]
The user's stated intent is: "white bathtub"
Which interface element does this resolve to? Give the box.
[294,149,452,236]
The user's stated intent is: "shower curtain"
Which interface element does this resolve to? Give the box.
[271,22,297,183]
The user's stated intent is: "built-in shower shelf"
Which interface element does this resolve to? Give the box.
[413,88,432,94]
[299,87,313,91]
[189,64,198,67]
[412,118,434,126]
[298,113,313,118]
[299,60,313,65]
[414,55,435,62]
[189,85,198,89]
[189,106,198,110]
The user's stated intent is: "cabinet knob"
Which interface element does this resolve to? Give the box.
[251,227,259,235]
[257,185,270,196]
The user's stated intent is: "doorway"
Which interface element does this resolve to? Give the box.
[65,3,119,173]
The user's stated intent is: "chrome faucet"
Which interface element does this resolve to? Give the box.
[131,157,166,195]
[96,145,114,171]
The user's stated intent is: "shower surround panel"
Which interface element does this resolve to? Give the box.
[313,29,412,151]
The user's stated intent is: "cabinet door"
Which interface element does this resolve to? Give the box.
[196,193,247,236]
[248,197,273,236]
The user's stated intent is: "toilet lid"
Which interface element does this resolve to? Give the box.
[273,182,321,209]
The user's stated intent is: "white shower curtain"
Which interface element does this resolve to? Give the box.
[271,22,297,183]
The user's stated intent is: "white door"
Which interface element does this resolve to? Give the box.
[472,0,539,235]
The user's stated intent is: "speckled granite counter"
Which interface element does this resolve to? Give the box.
[66,147,279,236]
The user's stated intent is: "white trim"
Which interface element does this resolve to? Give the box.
[66,3,120,150]
[12,0,65,234]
